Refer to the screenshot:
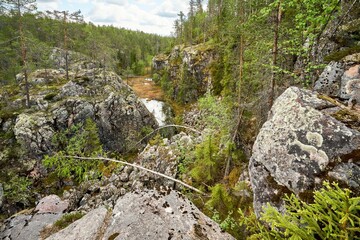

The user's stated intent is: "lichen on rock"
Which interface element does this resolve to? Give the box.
[249,86,360,217]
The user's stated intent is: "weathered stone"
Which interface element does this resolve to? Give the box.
[152,43,217,102]
[340,64,360,99]
[249,86,360,216]
[46,207,108,240]
[103,190,235,240]
[14,113,54,157]
[0,213,62,240]
[328,163,360,188]
[314,61,344,97]
[0,183,3,209]
[35,195,69,214]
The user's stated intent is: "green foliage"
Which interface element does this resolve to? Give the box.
[3,173,32,206]
[206,184,234,215]
[240,182,360,239]
[190,135,222,186]
[43,118,104,183]
[53,212,85,229]
[41,211,85,238]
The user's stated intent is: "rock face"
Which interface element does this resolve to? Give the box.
[102,190,234,240]
[1,190,234,240]
[314,53,360,100]
[0,194,67,240]
[46,207,108,240]
[9,67,158,157]
[249,86,360,216]
[0,183,3,209]
[152,43,217,102]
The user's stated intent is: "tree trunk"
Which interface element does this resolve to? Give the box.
[268,0,282,108]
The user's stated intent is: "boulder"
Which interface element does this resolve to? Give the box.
[103,190,234,240]
[249,86,360,217]
[0,213,63,240]
[45,207,108,240]
[314,54,360,100]
[35,195,69,214]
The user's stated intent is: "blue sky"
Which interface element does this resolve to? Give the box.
[36,0,192,36]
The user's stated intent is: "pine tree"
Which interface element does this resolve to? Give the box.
[3,0,36,108]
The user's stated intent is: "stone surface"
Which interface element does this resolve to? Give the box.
[45,207,108,240]
[314,55,360,100]
[249,86,360,216]
[35,195,69,214]
[152,43,217,102]
[314,61,344,97]
[0,213,62,240]
[0,183,3,209]
[102,190,235,240]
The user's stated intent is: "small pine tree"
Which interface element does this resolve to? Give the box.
[240,182,360,239]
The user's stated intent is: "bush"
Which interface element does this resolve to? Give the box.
[239,182,360,239]
[43,118,105,183]
[3,173,33,206]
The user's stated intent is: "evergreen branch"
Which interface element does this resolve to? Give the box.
[63,155,205,195]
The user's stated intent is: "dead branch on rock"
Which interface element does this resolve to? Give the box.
[63,155,205,195]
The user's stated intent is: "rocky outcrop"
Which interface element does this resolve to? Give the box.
[249,86,360,217]
[314,55,360,100]
[9,67,158,157]
[58,132,200,213]
[152,43,217,102]
[0,194,68,240]
[7,190,233,240]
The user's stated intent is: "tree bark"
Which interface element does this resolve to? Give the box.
[268,0,282,108]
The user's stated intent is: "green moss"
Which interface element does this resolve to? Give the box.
[324,46,360,62]
[331,109,360,131]
[43,92,58,101]
[53,212,85,229]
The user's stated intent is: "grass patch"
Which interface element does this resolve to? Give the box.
[41,212,85,238]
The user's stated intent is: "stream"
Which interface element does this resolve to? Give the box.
[127,76,167,126]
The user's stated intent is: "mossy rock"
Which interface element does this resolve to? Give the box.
[331,108,360,131]
[324,46,360,62]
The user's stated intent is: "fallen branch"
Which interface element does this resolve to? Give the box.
[63,155,204,195]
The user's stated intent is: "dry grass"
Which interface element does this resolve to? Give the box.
[127,77,164,100]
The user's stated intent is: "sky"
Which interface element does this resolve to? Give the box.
[36,0,192,36]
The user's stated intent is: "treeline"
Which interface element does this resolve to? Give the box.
[0,1,172,85]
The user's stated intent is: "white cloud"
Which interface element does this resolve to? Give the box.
[37,0,191,36]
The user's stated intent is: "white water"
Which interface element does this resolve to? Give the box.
[141,98,166,126]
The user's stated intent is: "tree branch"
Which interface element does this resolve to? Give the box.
[63,155,205,195]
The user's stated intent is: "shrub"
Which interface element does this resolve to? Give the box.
[239,182,360,239]
[43,118,105,183]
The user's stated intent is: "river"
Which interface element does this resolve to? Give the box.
[126,76,167,126]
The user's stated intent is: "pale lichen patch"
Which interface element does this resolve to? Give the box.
[306,132,323,147]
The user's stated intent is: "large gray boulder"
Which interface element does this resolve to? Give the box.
[102,190,234,240]
[0,195,67,240]
[249,86,360,217]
